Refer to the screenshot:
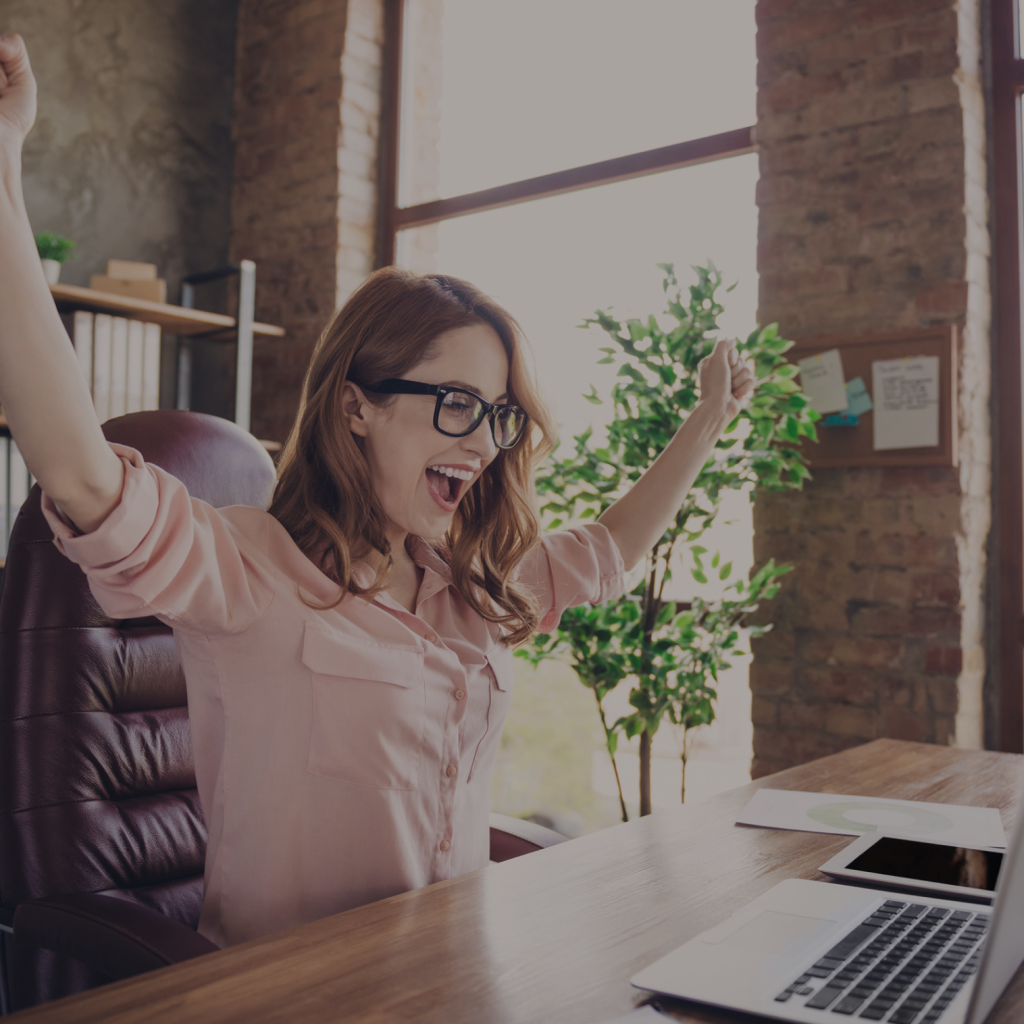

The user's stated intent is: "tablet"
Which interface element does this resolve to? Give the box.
[819,833,1004,903]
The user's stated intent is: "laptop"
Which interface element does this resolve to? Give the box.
[631,793,1024,1024]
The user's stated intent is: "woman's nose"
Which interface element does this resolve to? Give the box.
[464,415,497,460]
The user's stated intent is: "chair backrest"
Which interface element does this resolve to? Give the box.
[0,411,277,1012]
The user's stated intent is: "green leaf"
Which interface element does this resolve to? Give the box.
[691,569,708,584]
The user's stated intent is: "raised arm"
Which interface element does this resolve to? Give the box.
[0,34,123,533]
[597,337,754,572]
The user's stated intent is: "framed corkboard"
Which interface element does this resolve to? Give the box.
[788,325,959,469]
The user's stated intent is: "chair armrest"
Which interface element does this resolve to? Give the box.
[489,812,569,862]
[14,891,218,981]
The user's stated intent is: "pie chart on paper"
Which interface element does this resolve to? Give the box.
[805,801,955,835]
[734,789,1007,849]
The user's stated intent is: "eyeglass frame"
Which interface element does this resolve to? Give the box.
[361,378,529,449]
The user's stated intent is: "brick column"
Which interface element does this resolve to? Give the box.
[231,0,384,443]
[751,0,992,774]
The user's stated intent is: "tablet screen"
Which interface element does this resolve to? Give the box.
[847,836,1003,892]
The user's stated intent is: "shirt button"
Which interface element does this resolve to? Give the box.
[440,839,451,852]
[454,689,466,701]
[424,632,437,644]
[446,764,457,777]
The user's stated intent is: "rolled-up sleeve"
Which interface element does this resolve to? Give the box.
[518,523,629,634]
[42,443,275,635]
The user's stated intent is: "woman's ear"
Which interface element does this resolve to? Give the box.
[341,382,371,437]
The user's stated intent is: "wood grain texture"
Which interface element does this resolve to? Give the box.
[49,284,285,339]
[10,740,1024,1024]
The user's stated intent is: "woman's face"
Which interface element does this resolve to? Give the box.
[347,322,511,543]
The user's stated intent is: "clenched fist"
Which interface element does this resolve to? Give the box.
[0,34,37,152]
[697,337,755,422]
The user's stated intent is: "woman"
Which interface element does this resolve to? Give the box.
[0,34,754,947]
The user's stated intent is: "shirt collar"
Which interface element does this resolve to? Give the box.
[350,536,454,607]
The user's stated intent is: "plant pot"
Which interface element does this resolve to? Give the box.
[41,258,61,285]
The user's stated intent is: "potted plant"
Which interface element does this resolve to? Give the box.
[520,263,818,818]
[34,231,76,285]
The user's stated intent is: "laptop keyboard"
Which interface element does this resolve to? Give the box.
[774,899,989,1023]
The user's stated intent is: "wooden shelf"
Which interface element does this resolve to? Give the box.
[50,283,285,340]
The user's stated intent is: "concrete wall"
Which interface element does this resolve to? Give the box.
[751,0,992,774]
[7,0,239,408]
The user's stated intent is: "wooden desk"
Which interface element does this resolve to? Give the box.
[11,739,1024,1024]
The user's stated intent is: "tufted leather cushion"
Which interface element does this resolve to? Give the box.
[0,411,276,1012]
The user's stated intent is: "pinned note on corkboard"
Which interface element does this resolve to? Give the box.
[787,325,958,469]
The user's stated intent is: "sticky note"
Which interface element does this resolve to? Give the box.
[797,349,848,414]
[845,376,873,416]
[824,413,859,427]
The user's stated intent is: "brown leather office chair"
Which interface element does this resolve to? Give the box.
[0,410,565,1013]
[0,411,275,1012]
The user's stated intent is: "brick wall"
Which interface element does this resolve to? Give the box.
[751,0,991,775]
[338,0,386,301]
[231,0,384,443]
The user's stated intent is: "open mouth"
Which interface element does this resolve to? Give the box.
[425,466,472,510]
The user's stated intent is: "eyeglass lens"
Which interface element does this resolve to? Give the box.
[437,390,525,448]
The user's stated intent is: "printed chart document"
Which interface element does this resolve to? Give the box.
[736,789,1006,848]
[797,348,848,414]
[872,356,940,450]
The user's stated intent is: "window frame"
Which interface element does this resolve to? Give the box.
[376,0,756,267]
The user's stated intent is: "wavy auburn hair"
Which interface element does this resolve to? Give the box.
[268,266,557,645]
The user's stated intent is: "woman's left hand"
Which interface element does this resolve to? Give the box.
[697,338,755,421]
[597,337,756,572]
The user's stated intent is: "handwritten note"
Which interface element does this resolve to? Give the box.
[872,356,940,450]
[797,349,848,414]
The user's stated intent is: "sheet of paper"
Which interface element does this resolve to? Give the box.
[872,356,939,450]
[736,789,1006,849]
[798,349,848,414]
[592,1007,668,1024]
[845,376,873,416]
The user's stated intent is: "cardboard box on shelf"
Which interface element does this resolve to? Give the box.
[105,259,157,281]
[91,259,166,303]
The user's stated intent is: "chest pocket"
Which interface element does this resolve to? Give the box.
[467,645,516,781]
[303,622,426,790]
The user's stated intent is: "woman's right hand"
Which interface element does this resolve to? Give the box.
[0,34,37,153]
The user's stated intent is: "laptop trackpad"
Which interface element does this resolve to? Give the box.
[714,911,837,958]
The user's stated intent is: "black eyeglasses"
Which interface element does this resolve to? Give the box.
[365,379,529,449]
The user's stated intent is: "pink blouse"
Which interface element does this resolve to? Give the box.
[42,445,627,948]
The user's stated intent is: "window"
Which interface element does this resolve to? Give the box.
[381,0,760,824]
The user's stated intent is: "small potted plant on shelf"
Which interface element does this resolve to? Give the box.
[35,231,76,285]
